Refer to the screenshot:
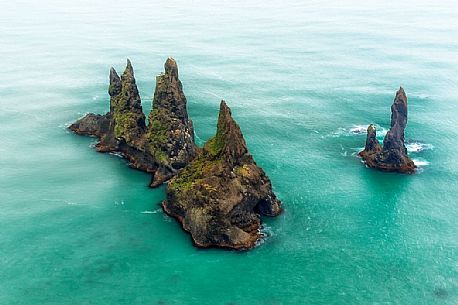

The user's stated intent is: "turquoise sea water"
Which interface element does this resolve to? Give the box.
[1,0,457,304]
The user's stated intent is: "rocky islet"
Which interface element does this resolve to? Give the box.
[70,58,282,250]
[359,87,416,173]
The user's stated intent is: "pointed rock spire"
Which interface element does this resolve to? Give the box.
[151,57,188,121]
[205,101,248,162]
[107,59,145,142]
[146,58,196,187]
[164,57,179,79]
[124,58,134,77]
[363,124,382,154]
[118,59,141,109]
[108,67,121,97]
[383,87,408,152]
[391,87,408,127]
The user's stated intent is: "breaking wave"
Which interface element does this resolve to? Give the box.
[349,125,368,134]
[413,158,430,167]
[406,142,434,153]
[109,152,124,158]
[141,208,162,214]
[330,124,388,138]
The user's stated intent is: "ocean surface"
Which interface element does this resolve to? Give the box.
[1,0,457,304]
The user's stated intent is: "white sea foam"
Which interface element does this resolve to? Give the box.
[141,209,162,214]
[60,120,76,129]
[255,225,274,247]
[377,127,388,137]
[413,158,430,166]
[109,152,124,158]
[331,127,348,137]
[331,125,388,138]
[418,93,430,99]
[406,142,434,153]
[349,125,367,134]
[260,225,273,237]
[254,237,265,247]
[339,144,348,156]
[351,147,364,156]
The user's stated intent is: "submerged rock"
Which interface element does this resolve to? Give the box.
[69,58,197,186]
[359,87,416,173]
[162,101,282,250]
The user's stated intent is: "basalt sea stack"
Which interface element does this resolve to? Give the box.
[359,87,416,173]
[69,58,197,186]
[163,101,282,250]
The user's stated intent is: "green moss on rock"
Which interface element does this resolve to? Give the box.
[113,111,141,138]
[147,108,169,145]
[235,164,251,178]
[204,136,223,157]
[168,155,223,193]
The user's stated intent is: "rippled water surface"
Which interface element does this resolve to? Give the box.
[1,0,457,304]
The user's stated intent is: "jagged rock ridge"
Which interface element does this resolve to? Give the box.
[162,101,282,250]
[69,58,197,186]
[359,87,416,173]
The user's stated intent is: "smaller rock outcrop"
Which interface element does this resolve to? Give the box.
[162,101,282,250]
[359,87,416,173]
[69,58,197,186]
[361,124,382,156]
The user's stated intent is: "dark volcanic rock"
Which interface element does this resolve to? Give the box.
[361,124,382,157]
[359,87,416,173]
[162,101,282,250]
[108,59,146,146]
[69,113,110,138]
[146,58,197,186]
[69,58,197,186]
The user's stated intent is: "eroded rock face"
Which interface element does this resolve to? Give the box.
[361,124,382,156]
[69,58,197,186]
[146,58,197,186]
[163,101,282,250]
[359,87,416,173]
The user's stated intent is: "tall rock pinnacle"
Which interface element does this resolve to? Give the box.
[359,87,416,173]
[151,57,190,122]
[146,58,197,186]
[205,101,248,163]
[108,59,146,145]
[381,87,408,162]
[163,101,282,250]
[108,67,121,98]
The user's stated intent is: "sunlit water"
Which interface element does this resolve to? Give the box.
[1,0,457,304]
